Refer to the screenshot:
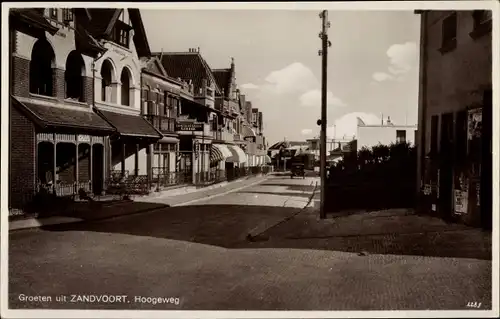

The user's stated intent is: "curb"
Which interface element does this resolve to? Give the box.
[246,180,319,241]
[9,175,269,232]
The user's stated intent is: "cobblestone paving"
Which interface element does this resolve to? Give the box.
[7,176,492,312]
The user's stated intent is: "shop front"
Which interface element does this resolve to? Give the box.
[10,97,115,209]
[95,109,162,193]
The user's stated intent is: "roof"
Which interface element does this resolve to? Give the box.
[86,9,151,57]
[96,110,161,139]
[10,9,59,35]
[268,141,308,150]
[154,51,221,96]
[142,56,183,86]
[11,97,114,133]
[212,69,231,96]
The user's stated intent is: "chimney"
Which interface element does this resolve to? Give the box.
[387,116,392,125]
[160,47,163,60]
[381,113,384,125]
[197,47,200,53]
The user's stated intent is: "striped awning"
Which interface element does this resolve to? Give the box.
[210,144,232,164]
[242,125,256,138]
[226,145,247,163]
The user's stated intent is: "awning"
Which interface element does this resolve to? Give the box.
[265,155,272,164]
[226,145,247,163]
[213,144,232,158]
[12,97,115,133]
[210,145,224,164]
[242,125,256,138]
[158,136,179,144]
[97,109,162,139]
[210,144,232,164]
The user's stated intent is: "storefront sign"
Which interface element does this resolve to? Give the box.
[176,122,204,132]
[468,108,482,140]
[454,189,468,214]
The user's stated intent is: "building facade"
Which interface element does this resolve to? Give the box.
[9,8,116,209]
[415,10,492,229]
[88,9,162,186]
[356,116,417,149]
[141,56,181,188]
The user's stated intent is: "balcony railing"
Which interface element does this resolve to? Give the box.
[233,133,242,141]
[145,115,176,134]
[213,130,234,142]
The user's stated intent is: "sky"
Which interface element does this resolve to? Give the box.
[141,9,421,145]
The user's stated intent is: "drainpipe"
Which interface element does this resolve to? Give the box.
[417,11,428,204]
[92,50,107,191]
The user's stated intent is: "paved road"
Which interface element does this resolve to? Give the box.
[7,175,492,311]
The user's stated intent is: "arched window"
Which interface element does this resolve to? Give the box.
[100,60,113,102]
[65,51,85,101]
[30,39,55,96]
[120,68,132,106]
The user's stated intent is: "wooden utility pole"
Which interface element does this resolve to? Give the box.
[318,10,331,219]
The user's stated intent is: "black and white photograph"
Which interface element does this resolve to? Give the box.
[1,1,498,318]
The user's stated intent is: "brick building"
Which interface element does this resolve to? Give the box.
[9,8,116,209]
[415,10,492,229]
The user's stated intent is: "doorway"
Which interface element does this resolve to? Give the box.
[92,144,104,195]
[439,113,454,220]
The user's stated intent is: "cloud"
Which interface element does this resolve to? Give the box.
[372,41,418,82]
[299,89,347,108]
[301,128,313,135]
[240,83,259,90]
[263,62,318,94]
[327,112,381,139]
[372,72,394,82]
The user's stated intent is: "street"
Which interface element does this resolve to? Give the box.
[8,175,491,311]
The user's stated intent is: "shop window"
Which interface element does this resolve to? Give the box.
[65,50,85,101]
[440,12,457,53]
[30,39,55,97]
[455,111,468,163]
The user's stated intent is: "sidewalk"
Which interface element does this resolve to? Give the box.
[9,175,269,231]
[255,202,492,260]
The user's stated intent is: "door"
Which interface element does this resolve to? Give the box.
[178,151,192,184]
[439,113,454,220]
[92,144,104,195]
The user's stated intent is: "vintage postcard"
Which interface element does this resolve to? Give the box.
[1,1,498,318]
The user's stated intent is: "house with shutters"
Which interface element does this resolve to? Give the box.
[140,55,183,189]
[155,48,246,184]
[9,8,116,210]
[86,8,162,186]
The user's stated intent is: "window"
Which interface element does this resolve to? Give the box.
[473,10,492,27]
[30,39,55,96]
[49,8,58,20]
[113,23,130,48]
[120,68,131,106]
[470,10,492,39]
[143,88,150,115]
[100,60,113,102]
[65,50,85,101]
[396,130,406,144]
[62,8,73,23]
[440,12,457,53]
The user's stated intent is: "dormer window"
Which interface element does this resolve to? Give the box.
[49,8,58,20]
[113,21,131,48]
[62,9,73,24]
